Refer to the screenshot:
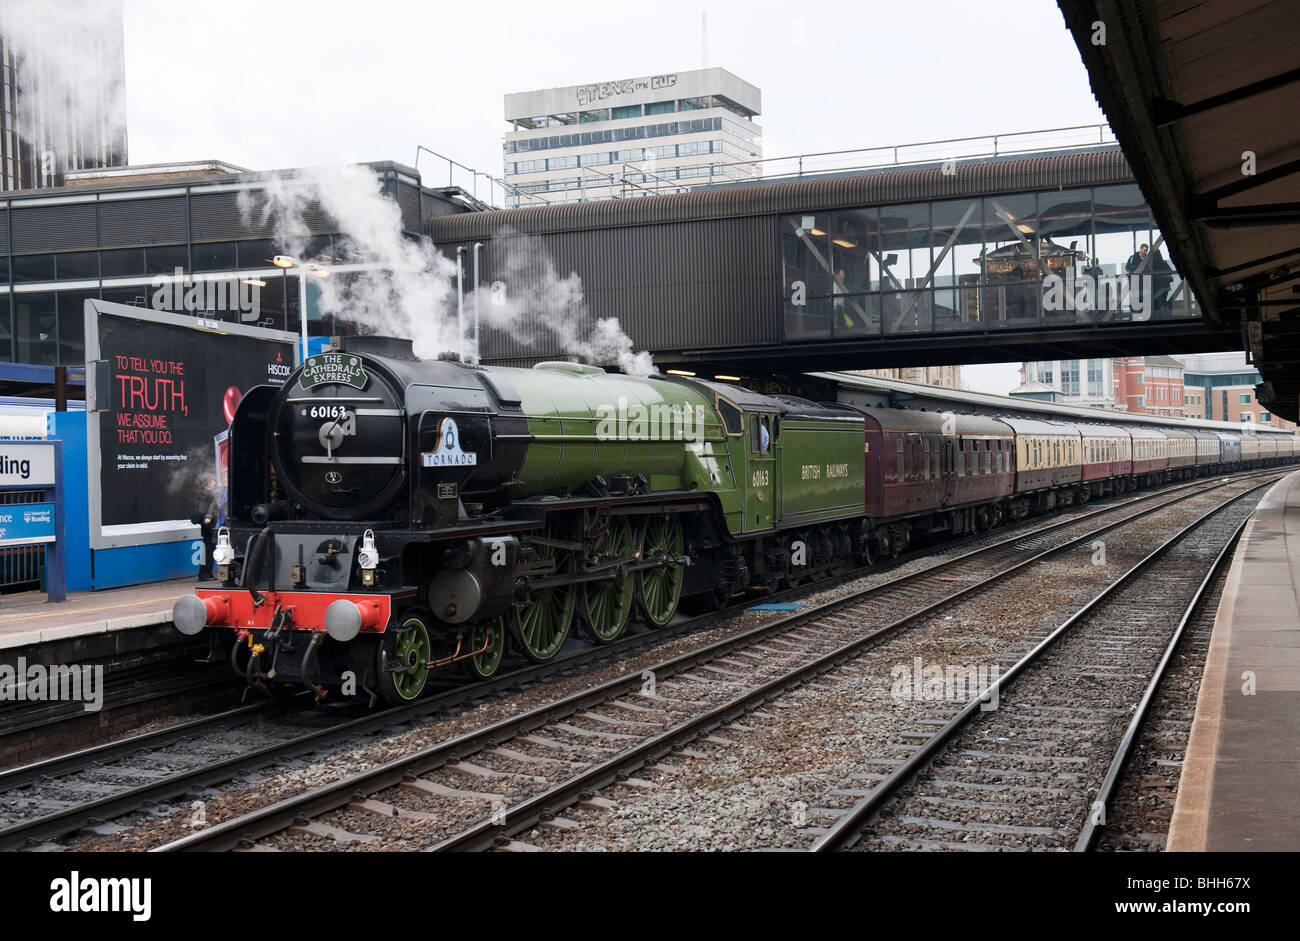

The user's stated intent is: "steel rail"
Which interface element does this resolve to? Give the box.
[1072,517,1248,852]
[153,471,1281,852]
[809,479,1275,852]
[4,466,1244,843]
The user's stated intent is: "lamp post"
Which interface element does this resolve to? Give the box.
[272,254,331,362]
[473,241,484,363]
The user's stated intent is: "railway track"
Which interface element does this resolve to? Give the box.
[807,481,1265,852]
[141,470,1281,851]
[2,468,1243,851]
[0,651,234,742]
[1081,524,1237,851]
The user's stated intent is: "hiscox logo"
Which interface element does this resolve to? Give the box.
[151,267,261,320]
[595,397,708,443]
[267,349,291,381]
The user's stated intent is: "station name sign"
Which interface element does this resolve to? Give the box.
[0,443,56,487]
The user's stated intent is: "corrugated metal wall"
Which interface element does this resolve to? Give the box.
[396,181,421,234]
[432,149,1136,363]
[464,213,781,361]
[189,192,272,241]
[10,203,98,252]
[100,197,188,245]
[431,150,1135,241]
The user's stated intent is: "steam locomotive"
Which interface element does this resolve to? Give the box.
[173,335,1298,705]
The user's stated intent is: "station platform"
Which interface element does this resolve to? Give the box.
[0,577,193,653]
[1169,470,1300,851]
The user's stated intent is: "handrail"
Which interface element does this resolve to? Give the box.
[504,123,1118,205]
[415,145,547,209]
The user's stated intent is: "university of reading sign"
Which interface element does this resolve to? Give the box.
[0,503,55,547]
[0,443,56,487]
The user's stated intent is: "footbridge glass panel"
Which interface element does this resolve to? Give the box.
[781,183,1198,342]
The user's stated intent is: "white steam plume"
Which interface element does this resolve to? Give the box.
[241,166,654,375]
[472,233,654,377]
[239,165,462,359]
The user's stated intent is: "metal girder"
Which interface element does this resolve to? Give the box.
[1195,202,1300,228]
[1206,244,1300,278]
[1153,67,1300,128]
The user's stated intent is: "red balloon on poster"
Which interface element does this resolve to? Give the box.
[223,386,243,425]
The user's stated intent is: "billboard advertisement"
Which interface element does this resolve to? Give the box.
[85,302,296,548]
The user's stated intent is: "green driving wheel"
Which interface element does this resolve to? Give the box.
[511,519,576,662]
[637,514,683,627]
[377,615,431,704]
[463,615,506,680]
[581,517,635,643]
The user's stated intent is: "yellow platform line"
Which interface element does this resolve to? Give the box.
[0,594,183,625]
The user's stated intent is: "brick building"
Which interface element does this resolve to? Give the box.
[1113,355,1185,418]
[1178,352,1298,431]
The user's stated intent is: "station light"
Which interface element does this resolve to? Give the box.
[666,369,696,376]
[272,255,332,362]
[714,374,741,382]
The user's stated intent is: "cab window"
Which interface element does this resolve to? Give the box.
[751,416,771,453]
[715,396,744,436]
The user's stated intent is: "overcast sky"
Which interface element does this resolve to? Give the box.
[121,0,1107,394]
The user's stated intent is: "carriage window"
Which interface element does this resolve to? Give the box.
[957,446,965,476]
[896,437,904,481]
[985,444,992,475]
[924,440,931,480]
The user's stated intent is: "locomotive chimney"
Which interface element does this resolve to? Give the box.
[338,336,419,360]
